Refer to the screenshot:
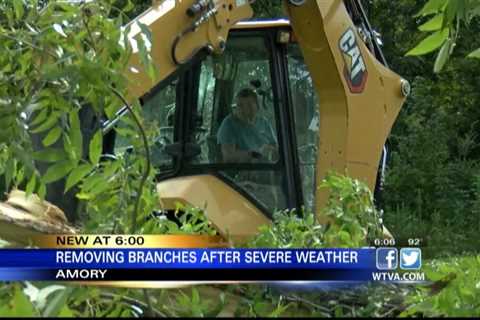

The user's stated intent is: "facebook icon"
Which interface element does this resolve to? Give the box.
[376,248,398,270]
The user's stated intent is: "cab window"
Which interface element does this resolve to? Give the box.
[186,34,288,214]
[287,43,320,212]
[114,78,178,169]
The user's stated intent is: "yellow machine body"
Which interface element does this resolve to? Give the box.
[122,0,406,241]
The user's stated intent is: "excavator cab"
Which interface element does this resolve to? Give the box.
[111,21,320,222]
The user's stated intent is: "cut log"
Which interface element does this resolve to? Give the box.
[0,190,76,246]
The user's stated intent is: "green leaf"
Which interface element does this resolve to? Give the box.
[467,48,480,58]
[38,182,47,199]
[63,135,76,162]
[30,109,48,127]
[42,126,62,147]
[415,0,449,17]
[443,0,460,27]
[122,25,133,52]
[5,158,14,190]
[75,192,91,200]
[26,174,37,196]
[434,38,453,73]
[69,111,83,161]
[13,0,24,19]
[104,101,120,119]
[32,149,67,162]
[87,178,111,196]
[42,161,74,184]
[64,164,93,193]
[334,305,344,317]
[9,284,38,316]
[456,0,467,22]
[81,174,105,193]
[406,28,449,56]
[338,230,352,244]
[89,130,103,165]
[147,62,159,82]
[137,22,152,45]
[137,40,150,73]
[253,301,270,316]
[12,144,35,172]
[31,113,59,133]
[191,288,200,305]
[419,14,443,31]
[16,166,25,186]
[123,0,134,12]
[115,127,138,137]
[136,26,157,82]
[469,4,480,19]
[57,305,74,317]
[42,287,72,317]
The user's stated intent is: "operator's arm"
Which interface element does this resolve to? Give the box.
[220,144,254,163]
[258,117,278,161]
[217,116,256,163]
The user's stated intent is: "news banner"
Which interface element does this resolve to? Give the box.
[0,235,426,284]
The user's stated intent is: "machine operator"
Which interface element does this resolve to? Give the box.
[217,88,277,163]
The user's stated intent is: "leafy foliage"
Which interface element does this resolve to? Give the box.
[370,0,480,255]
[1,0,123,194]
[251,0,284,18]
[0,0,157,226]
[401,255,480,317]
[407,0,480,72]
[249,172,383,248]
[0,283,39,317]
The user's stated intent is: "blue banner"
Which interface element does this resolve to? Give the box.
[0,248,375,269]
[0,248,425,282]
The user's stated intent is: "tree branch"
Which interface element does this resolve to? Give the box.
[80,4,99,55]
[0,33,57,59]
[109,86,151,234]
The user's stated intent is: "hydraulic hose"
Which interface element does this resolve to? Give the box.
[171,6,217,66]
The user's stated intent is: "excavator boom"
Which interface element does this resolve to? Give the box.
[125,0,253,99]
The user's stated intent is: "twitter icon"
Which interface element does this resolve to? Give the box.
[400,248,421,270]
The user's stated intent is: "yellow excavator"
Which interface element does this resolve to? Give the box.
[0,0,408,245]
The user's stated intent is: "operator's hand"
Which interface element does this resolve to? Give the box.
[259,144,278,162]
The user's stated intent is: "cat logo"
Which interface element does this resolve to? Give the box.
[339,28,368,93]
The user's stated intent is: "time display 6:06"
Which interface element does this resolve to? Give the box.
[373,238,396,247]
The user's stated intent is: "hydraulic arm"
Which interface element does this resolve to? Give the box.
[125,0,253,99]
